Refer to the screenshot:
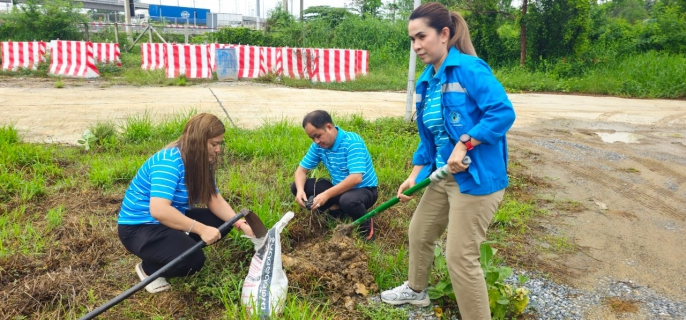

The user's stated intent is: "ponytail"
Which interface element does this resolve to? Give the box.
[449,12,477,57]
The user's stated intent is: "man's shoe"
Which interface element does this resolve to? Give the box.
[380,281,430,307]
[327,208,345,219]
[358,218,375,242]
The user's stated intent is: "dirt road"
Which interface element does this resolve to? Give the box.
[2,82,685,317]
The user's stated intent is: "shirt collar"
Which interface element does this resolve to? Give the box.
[331,126,344,151]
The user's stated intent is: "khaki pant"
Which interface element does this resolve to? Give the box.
[408,174,505,320]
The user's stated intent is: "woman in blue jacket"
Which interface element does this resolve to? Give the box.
[380,3,516,319]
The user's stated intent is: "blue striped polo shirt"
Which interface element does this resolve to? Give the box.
[118,147,190,225]
[299,127,378,188]
[422,66,451,167]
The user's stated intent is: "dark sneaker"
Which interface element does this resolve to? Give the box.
[327,208,345,219]
[357,218,375,242]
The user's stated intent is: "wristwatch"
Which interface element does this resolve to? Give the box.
[460,134,474,151]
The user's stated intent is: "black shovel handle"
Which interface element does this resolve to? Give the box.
[79,210,247,320]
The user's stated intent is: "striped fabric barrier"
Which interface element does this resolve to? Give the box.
[281,47,305,79]
[181,43,369,82]
[306,48,367,82]
[237,45,260,79]
[141,43,166,70]
[259,46,281,76]
[165,44,211,79]
[92,42,121,66]
[1,41,47,71]
[49,41,99,78]
[355,49,369,75]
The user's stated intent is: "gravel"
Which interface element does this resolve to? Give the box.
[369,269,686,319]
[531,138,628,163]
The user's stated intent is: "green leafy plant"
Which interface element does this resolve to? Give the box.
[428,242,530,318]
[427,245,455,301]
[77,129,96,151]
[481,241,530,319]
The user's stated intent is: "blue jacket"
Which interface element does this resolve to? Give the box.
[413,47,516,195]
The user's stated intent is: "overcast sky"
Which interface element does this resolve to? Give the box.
[139,0,354,18]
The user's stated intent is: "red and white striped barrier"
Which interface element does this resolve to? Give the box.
[306,48,366,82]
[237,45,260,79]
[164,24,209,29]
[281,47,305,79]
[49,41,99,78]
[355,49,369,75]
[92,42,121,66]
[141,43,166,70]
[1,41,47,71]
[165,44,211,79]
[259,46,282,76]
[152,43,369,82]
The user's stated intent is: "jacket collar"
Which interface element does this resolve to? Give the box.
[417,47,462,86]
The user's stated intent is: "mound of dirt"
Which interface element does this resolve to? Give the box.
[282,233,378,311]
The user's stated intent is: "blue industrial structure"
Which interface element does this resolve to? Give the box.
[148,4,211,25]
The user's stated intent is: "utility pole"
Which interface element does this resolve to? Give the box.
[256,0,261,30]
[123,0,133,42]
[300,0,303,22]
[404,0,421,122]
[282,0,288,12]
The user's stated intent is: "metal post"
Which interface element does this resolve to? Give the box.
[148,26,153,43]
[185,21,189,44]
[123,0,133,42]
[256,0,260,30]
[114,23,119,44]
[300,0,303,22]
[404,0,422,122]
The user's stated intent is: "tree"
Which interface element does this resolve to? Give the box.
[520,0,528,66]
[349,0,383,18]
[527,0,591,60]
[0,0,87,41]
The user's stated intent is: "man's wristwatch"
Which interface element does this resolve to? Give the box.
[460,134,474,151]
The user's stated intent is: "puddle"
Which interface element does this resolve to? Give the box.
[596,132,644,143]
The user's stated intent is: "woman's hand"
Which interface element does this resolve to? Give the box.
[197,225,221,245]
[237,220,255,237]
[447,143,469,173]
[397,177,417,203]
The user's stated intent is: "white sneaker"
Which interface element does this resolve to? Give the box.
[380,281,431,307]
[135,262,171,293]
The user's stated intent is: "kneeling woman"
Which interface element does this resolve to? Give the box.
[117,113,254,293]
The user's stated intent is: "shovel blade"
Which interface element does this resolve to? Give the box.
[243,209,268,238]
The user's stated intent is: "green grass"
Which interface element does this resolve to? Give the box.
[496,51,686,98]
[1,113,553,319]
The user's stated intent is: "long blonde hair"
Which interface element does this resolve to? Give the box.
[167,113,225,206]
[409,2,477,57]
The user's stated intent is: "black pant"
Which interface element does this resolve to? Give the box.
[290,178,378,221]
[118,208,229,278]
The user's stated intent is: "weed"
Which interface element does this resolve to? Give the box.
[55,78,64,88]
[356,300,409,319]
[46,206,65,231]
[603,297,641,313]
[77,129,96,151]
